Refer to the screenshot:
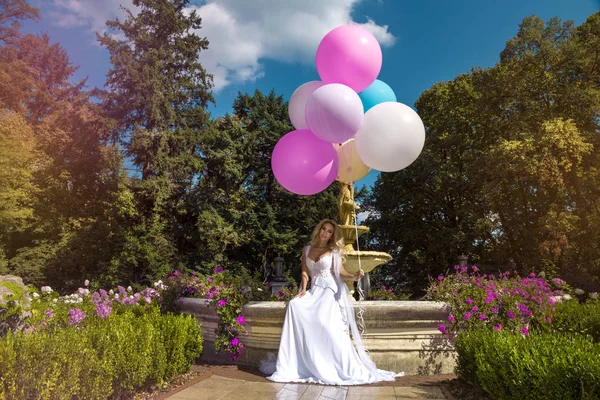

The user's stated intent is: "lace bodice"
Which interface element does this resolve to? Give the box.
[306,253,333,279]
[306,249,337,292]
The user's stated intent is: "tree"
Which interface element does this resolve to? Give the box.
[188,90,338,277]
[0,111,38,269]
[96,0,214,284]
[0,0,39,46]
[367,13,600,295]
[365,75,493,295]
[0,1,128,289]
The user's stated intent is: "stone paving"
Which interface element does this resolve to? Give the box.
[158,365,455,400]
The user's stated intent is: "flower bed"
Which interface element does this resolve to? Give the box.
[427,265,600,398]
[161,266,296,361]
[0,282,203,399]
[426,266,569,337]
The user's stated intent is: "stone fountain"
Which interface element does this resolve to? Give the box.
[337,182,392,296]
[177,183,455,376]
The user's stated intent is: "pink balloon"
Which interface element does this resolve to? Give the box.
[271,130,338,195]
[316,25,382,92]
[305,83,364,144]
[288,81,325,130]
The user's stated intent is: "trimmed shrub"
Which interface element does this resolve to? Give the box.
[0,309,202,400]
[531,299,600,342]
[455,329,600,400]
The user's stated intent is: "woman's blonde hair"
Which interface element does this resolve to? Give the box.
[310,219,345,253]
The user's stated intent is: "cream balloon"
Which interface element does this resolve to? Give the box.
[355,102,425,172]
[288,81,325,130]
[335,139,371,184]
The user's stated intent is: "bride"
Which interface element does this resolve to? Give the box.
[265,219,402,385]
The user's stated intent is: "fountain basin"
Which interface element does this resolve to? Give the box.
[178,298,456,376]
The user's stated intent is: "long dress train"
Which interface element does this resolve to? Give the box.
[264,247,402,385]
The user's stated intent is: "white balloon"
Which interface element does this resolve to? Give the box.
[288,81,325,130]
[355,102,425,172]
[335,139,371,184]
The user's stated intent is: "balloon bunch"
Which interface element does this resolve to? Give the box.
[272,25,426,195]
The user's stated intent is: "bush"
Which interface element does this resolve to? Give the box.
[455,329,600,400]
[365,285,410,300]
[162,266,272,360]
[426,266,567,336]
[0,309,203,399]
[531,298,600,342]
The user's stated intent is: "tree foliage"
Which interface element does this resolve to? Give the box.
[367,13,600,295]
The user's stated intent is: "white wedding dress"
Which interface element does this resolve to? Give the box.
[264,247,402,385]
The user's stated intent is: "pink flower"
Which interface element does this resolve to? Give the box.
[236,315,246,325]
[479,314,487,321]
[95,303,112,319]
[464,312,472,320]
[494,324,502,331]
[507,311,515,319]
[231,337,239,346]
[217,299,227,307]
[214,266,224,274]
[68,308,86,325]
[448,315,455,323]
[437,275,444,281]
[521,327,529,335]
[437,324,447,334]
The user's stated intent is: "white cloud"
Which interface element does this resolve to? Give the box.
[47,0,396,91]
[48,0,137,35]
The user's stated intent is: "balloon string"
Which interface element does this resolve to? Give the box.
[347,147,367,340]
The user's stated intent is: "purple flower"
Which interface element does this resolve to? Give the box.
[552,278,566,287]
[472,305,479,311]
[437,275,444,281]
[236,315,246,325]
[465,298,474,304]
[214,266,224,274]
[479,314,487,321]
[217,299,227,307]
[464,312,472,320]
[437,324,447,334]
[68,308,86,325]
[507,311,515,319]
[44,309,55,318]
[207,277,214,283]
[494,324,503,331]
[96,303,112,319]
[448,315,455,323]
[521,327,529,335]
[472,265,479,272]
[231,337,239,346]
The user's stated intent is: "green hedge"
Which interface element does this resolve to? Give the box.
[455,329,600,400]
[0,309,203,400]
[532,300,600,342]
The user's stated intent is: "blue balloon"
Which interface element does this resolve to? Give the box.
[358,79,397,112]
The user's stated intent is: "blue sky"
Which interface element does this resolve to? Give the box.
[23,0,600,190]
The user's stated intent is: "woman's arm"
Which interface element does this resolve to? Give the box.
[294,246,310,298]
